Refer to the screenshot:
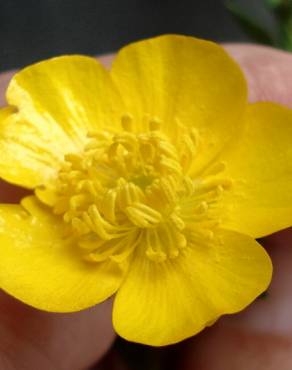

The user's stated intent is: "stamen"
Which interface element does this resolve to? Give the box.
[35,114,232,264]
[125,203,162,228]
[100,189,117,222]
[159,155,182,175]
[149,117,161,131]
[205,161,226,176]
[159,177,177,204]
[145,229,167,262]
[170,212,185,230]
[121,113,134,132]
[72,217,90,235]
[195,201,209,214]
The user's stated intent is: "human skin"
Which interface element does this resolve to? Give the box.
[0,45,291,370]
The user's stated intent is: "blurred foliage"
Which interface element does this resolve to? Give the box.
[226,0,292,51]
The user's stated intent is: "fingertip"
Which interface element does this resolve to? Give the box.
[98,54,115,69]
[179,228,292,370]
[0,291,116,370]
[0,180,31,203]
[224,43,292,107]
[180,323,292,370]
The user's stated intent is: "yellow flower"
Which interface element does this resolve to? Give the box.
[0,35,291,346]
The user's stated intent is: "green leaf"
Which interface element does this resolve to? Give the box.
[265,0,285,9]
[225,0,275,46]
[282,16,292,50]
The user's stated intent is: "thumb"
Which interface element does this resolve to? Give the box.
[0,54,116,370]
[226,43,292,107]
[180,44,292,370]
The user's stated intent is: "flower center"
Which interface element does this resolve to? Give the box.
[36,115,232,263]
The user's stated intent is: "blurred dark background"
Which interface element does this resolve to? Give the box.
[0,0,273,72]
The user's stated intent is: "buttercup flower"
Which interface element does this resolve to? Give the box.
[0,35,291,346]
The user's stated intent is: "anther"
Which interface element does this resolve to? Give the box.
[72,217,90,235]
[170,212,185,230]
[169,249,179,259]
[121,113,134,131]
[146,248,167,262]
[195,201,209,214]
[64,153,83,164]
[206,161,226,176]
[101,189,117,222]
[190,128,200,145]
[216,185,224,197]
[125,203,162,228]
[149,117,161,131]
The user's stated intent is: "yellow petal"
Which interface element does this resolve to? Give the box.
[113,229,272,346]
[0,107,59,187]
[0,196,127,312]
[219,102,292,238]
[111,35,247,174]
[0,55,123,188]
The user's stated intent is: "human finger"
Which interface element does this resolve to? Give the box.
[180,44,292,370]
[0,54,116,370]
